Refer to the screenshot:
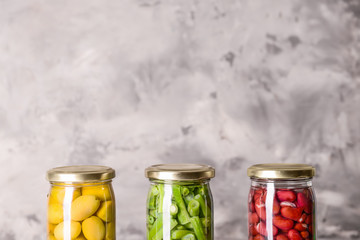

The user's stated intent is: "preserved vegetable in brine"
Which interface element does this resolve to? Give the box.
[247,164,316,240]
[47,165,116,240]
[145,164,215,240]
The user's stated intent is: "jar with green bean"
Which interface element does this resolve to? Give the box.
[145,164,215,240]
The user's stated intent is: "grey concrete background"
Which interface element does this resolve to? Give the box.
[0,0,360,239]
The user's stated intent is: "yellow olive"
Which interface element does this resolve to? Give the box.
[82,185,112,201]
[82,216,105,240]
[48,223,56,234]
[50,186,81,205]
[105,221,115,240]
[71,195,100,221]
[48,235,56,240]
[48,203,63,224]
[54,221,81,240]
[48,195,58,205]
[96,201,114,222]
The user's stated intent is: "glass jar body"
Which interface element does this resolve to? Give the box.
[146,180,213,240]
[248,178,316,240]
[47,181,116,240]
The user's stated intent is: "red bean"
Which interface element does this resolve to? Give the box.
[276,234,289,240]
[288,229,302,240]
[294,223,307,231]
[298,213,307,223]
[281,207,303,221]
[249,225,258,235]
[255,197,266,221]
[249,201,255,212]
[297,192,311,214]
[273,215,294,231]
[277,190,297,202]
[301,231,309,238]
[296,192,307,205]
[254,189,264,201]
[256,221,278,236]
[273,198,280,214]
[249,212,260,225]
[253,234,265,240]
[305,214,312,224]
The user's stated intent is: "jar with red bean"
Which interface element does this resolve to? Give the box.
[247,164,316,240]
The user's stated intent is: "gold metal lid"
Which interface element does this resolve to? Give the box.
[145,164,215,181]
[47,165,115,183]
[247,163,315,179]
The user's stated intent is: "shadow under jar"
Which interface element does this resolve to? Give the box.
[247,164,316,240]
[145,164,215,240]
[46,165,116,240]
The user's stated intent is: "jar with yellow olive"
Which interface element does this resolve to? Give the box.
[46,165,116,240]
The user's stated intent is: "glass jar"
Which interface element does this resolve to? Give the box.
[247,164,316,240]
[145,164,215,240]
[46,165,116,240]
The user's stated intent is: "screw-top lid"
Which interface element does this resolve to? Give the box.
[145,164,215,181]
[247,163,315,179]
[47,165,115,183]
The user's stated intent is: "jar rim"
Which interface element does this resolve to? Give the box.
[145,163,215,181]
[47,165,115,183]
[247,163,315,179]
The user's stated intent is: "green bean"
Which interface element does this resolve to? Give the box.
[149,210,158,218]
[170,203,179,216]
[148,195,156,210]
[181,187,190,196]
[172,186,191,225]
[194,194,211,218]
[152,185,160,196]
[149,215,163,240]
[157,184,165,213]
[171,230,193,239]
[184,193,195,206]
[170,218,178,229]
[148,185,160,210]
[201,217,211,228]
[152,218,178,240]
[187,199,200,217]
[176,225,186,230]
[184,222,193,229]
[148,215,155,225]
[198,186,207,196]
[181,233,196,240]
[153,230,163,240]
[190,216,205,240]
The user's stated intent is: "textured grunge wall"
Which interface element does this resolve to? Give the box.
[0,0,360,239]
